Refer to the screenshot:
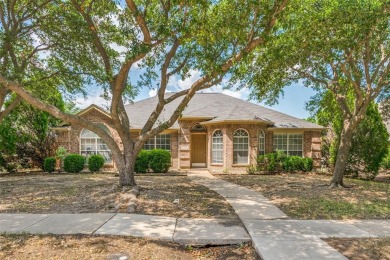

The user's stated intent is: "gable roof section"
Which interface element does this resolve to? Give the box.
[125,93,324,130]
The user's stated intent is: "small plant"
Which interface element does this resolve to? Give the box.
[246,165,258,174]
[302,157,314,172]
[88,154,105,172]
[43,157,56,173]
[55,146,68,159]
[135,150,150,173]
[63,154,85,173]
[149,149,171,173]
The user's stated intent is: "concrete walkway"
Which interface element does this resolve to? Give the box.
[188,170,390,260]
[0,213,250,246]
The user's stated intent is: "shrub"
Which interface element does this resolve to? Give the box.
[283,156,305,172]
[246,165,258,174]
[88,154,105,172]
[149,149,171,173]
[0,154,5,168]
[382,150,390,170]
[257,151,285,173]
[135,150,151,173]
[43,157,56,173]
[302,157,314,172]
[64,154,85,173]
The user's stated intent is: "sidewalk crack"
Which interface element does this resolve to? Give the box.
[91,213,117,235]
[172,218,178,242]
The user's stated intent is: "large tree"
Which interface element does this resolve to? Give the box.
[0,0,83,121]
[1,0,288,187]
[241,0,389,187]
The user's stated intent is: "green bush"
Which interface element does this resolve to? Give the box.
[0,154,5,168]
[258,152,314,173]
[43,157,56,173]
[135,150,151,173]
[282,156,304,172]
[88,154,105,172]
[257,151,285,173]
[149,149,171,173]
[302,157,314,172]
[382,150,390,170]
[64,154,85,173]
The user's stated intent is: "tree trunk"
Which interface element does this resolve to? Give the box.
[118,155,137,187]
[330,120,355,188]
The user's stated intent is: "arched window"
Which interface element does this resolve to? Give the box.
[191,123,207,133]
[233,129,249,164]
[212,130,223,164]
[259,129,265,155]
[80,126,112,163]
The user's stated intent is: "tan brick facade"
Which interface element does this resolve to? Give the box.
[55,107,322,173]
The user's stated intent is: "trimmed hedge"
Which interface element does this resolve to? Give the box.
[135,150,151,173]
[149,149,171,173]
[135,149,171,173]
[43,157,56,173]
[257,152,313,173]
[64,154,85,173]
[88,154,105,172]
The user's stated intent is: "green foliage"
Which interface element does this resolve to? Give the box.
[55,146,68,159]
[88,155,105,172]
[381,149,390,170]
[135,150,151,173]
[257,151,285,173]
[258,152,313,173]
[246,165,258,175]
[282,156,304,172]
[149,149,171,173]
[0,154,5,168]
[302,158,314,172]
[43,157,56,173]
[63,154,85,173]
[309,93,389,178]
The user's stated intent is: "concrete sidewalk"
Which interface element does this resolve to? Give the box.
[188,170,390,260]
[0,213,250,246]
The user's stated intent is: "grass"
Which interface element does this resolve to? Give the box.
[218,173,390,219]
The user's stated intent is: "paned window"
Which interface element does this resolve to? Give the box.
[143,134,171,151]
[80,126,112,163]
[273,133,303,156]
[259,130,265,155]
[233,129,249,164]
[212,130,223,164]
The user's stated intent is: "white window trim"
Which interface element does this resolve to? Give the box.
[143,134,171,151]
[233,128,250,165]
[258,129,265,155]
[211,129,223,164]
[273,133,304,156]
[80,128,112,164]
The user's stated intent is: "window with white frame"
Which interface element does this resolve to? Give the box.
[273,133,303,156]
[233,129,249,164]
[212,130,223,164]
[143,134,171,151]
[259,130,265,155]
[80,126,112,163]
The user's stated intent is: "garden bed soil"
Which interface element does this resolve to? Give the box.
[0,234,259,260]
[325,237,390,260]
[0,172,237,219]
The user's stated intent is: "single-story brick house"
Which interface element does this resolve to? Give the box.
[53,93,324,172]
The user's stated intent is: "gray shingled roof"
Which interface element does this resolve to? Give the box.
[125,93,324,130]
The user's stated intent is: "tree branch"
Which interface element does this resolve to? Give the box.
[125,0,152,44]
